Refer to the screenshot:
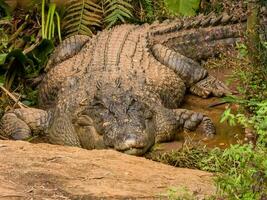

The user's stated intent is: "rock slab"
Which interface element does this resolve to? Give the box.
[0,141,215,199]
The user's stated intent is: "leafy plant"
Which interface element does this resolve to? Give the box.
[0,0,11,17]
[220,99,267,146]
[63,0,102,37]
[0,9,39,88]
[102,0,133,28]
[164,0,200,16]
[130,0,154,22]
[0,0,56,91]
[42,0,62,41]
[147,146,210,169]
[236,42,248,58]
[220,107,237,127]
[3,49,32,89]
[1,39,54,90]
[164,187,196,200]
[201,144,267,200]
[139,0,153,19]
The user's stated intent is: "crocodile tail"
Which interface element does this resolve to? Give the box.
[151,44,207,86]
[149,11,247,37]
[149,7,267,37]
[148,8,267,60]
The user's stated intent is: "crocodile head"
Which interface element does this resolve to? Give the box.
[85,80,156,155]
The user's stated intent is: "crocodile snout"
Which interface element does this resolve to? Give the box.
[115,133,153,156]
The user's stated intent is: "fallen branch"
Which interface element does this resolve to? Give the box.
[0,86,28,109]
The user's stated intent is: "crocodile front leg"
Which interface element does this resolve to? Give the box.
[73,114,104,149]
[151,43,230,97]
[155,108,215,143]
[48,110,81,147]
[173,109,215,135]
[1,108,51,140]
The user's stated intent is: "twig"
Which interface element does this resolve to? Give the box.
[0,86,28,109]
[8,22,27,44]
[0,195,25,198]
[23,37,41,54]
[0,22,27,51]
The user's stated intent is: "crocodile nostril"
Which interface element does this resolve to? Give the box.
[114,133,146,151]
[124,136,138,148]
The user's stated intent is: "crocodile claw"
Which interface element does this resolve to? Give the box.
[190,75,231,98]
[197,116,216,137]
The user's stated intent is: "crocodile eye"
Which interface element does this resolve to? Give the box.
[91,99,102,106]
[144,110,153,119]
[129,98,136,106]
[91,96,105,107]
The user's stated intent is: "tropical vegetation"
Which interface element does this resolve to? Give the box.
[0,0,266,199]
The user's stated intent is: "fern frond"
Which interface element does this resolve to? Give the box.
[103,0,133,28]
[140,0,153,18]
[63,0,103,38]
[129,0,155,22]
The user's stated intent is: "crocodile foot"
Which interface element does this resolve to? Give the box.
[1,108,50,140]
[196,116,216,137]
[189,75,231,98]
[177,109,216,136]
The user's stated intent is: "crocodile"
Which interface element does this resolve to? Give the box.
[1,12,249,155]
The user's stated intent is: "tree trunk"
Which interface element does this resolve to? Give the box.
[246,0,261,66]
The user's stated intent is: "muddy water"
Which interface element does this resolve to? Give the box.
[158,94,244,152]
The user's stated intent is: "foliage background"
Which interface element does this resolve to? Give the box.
[0,1,267,199]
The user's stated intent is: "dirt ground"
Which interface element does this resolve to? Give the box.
[0,140,215,200]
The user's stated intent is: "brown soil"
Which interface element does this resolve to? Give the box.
[0,140,215,200]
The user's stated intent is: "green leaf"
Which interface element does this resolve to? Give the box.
[1,39,54,89]
[103,0,133,28]
[0,53,7,65]
[6,49,29,64]
[27,39,54,69]
[0,0,11,17]
[164,0,200,16]
[63,0,103,37]
[4,49,31,89]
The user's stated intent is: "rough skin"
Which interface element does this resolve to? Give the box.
[1,13,247,155]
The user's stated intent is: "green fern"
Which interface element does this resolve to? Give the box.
[139,0,153,19]
[103,0,133,28]
[63,0,102,37]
